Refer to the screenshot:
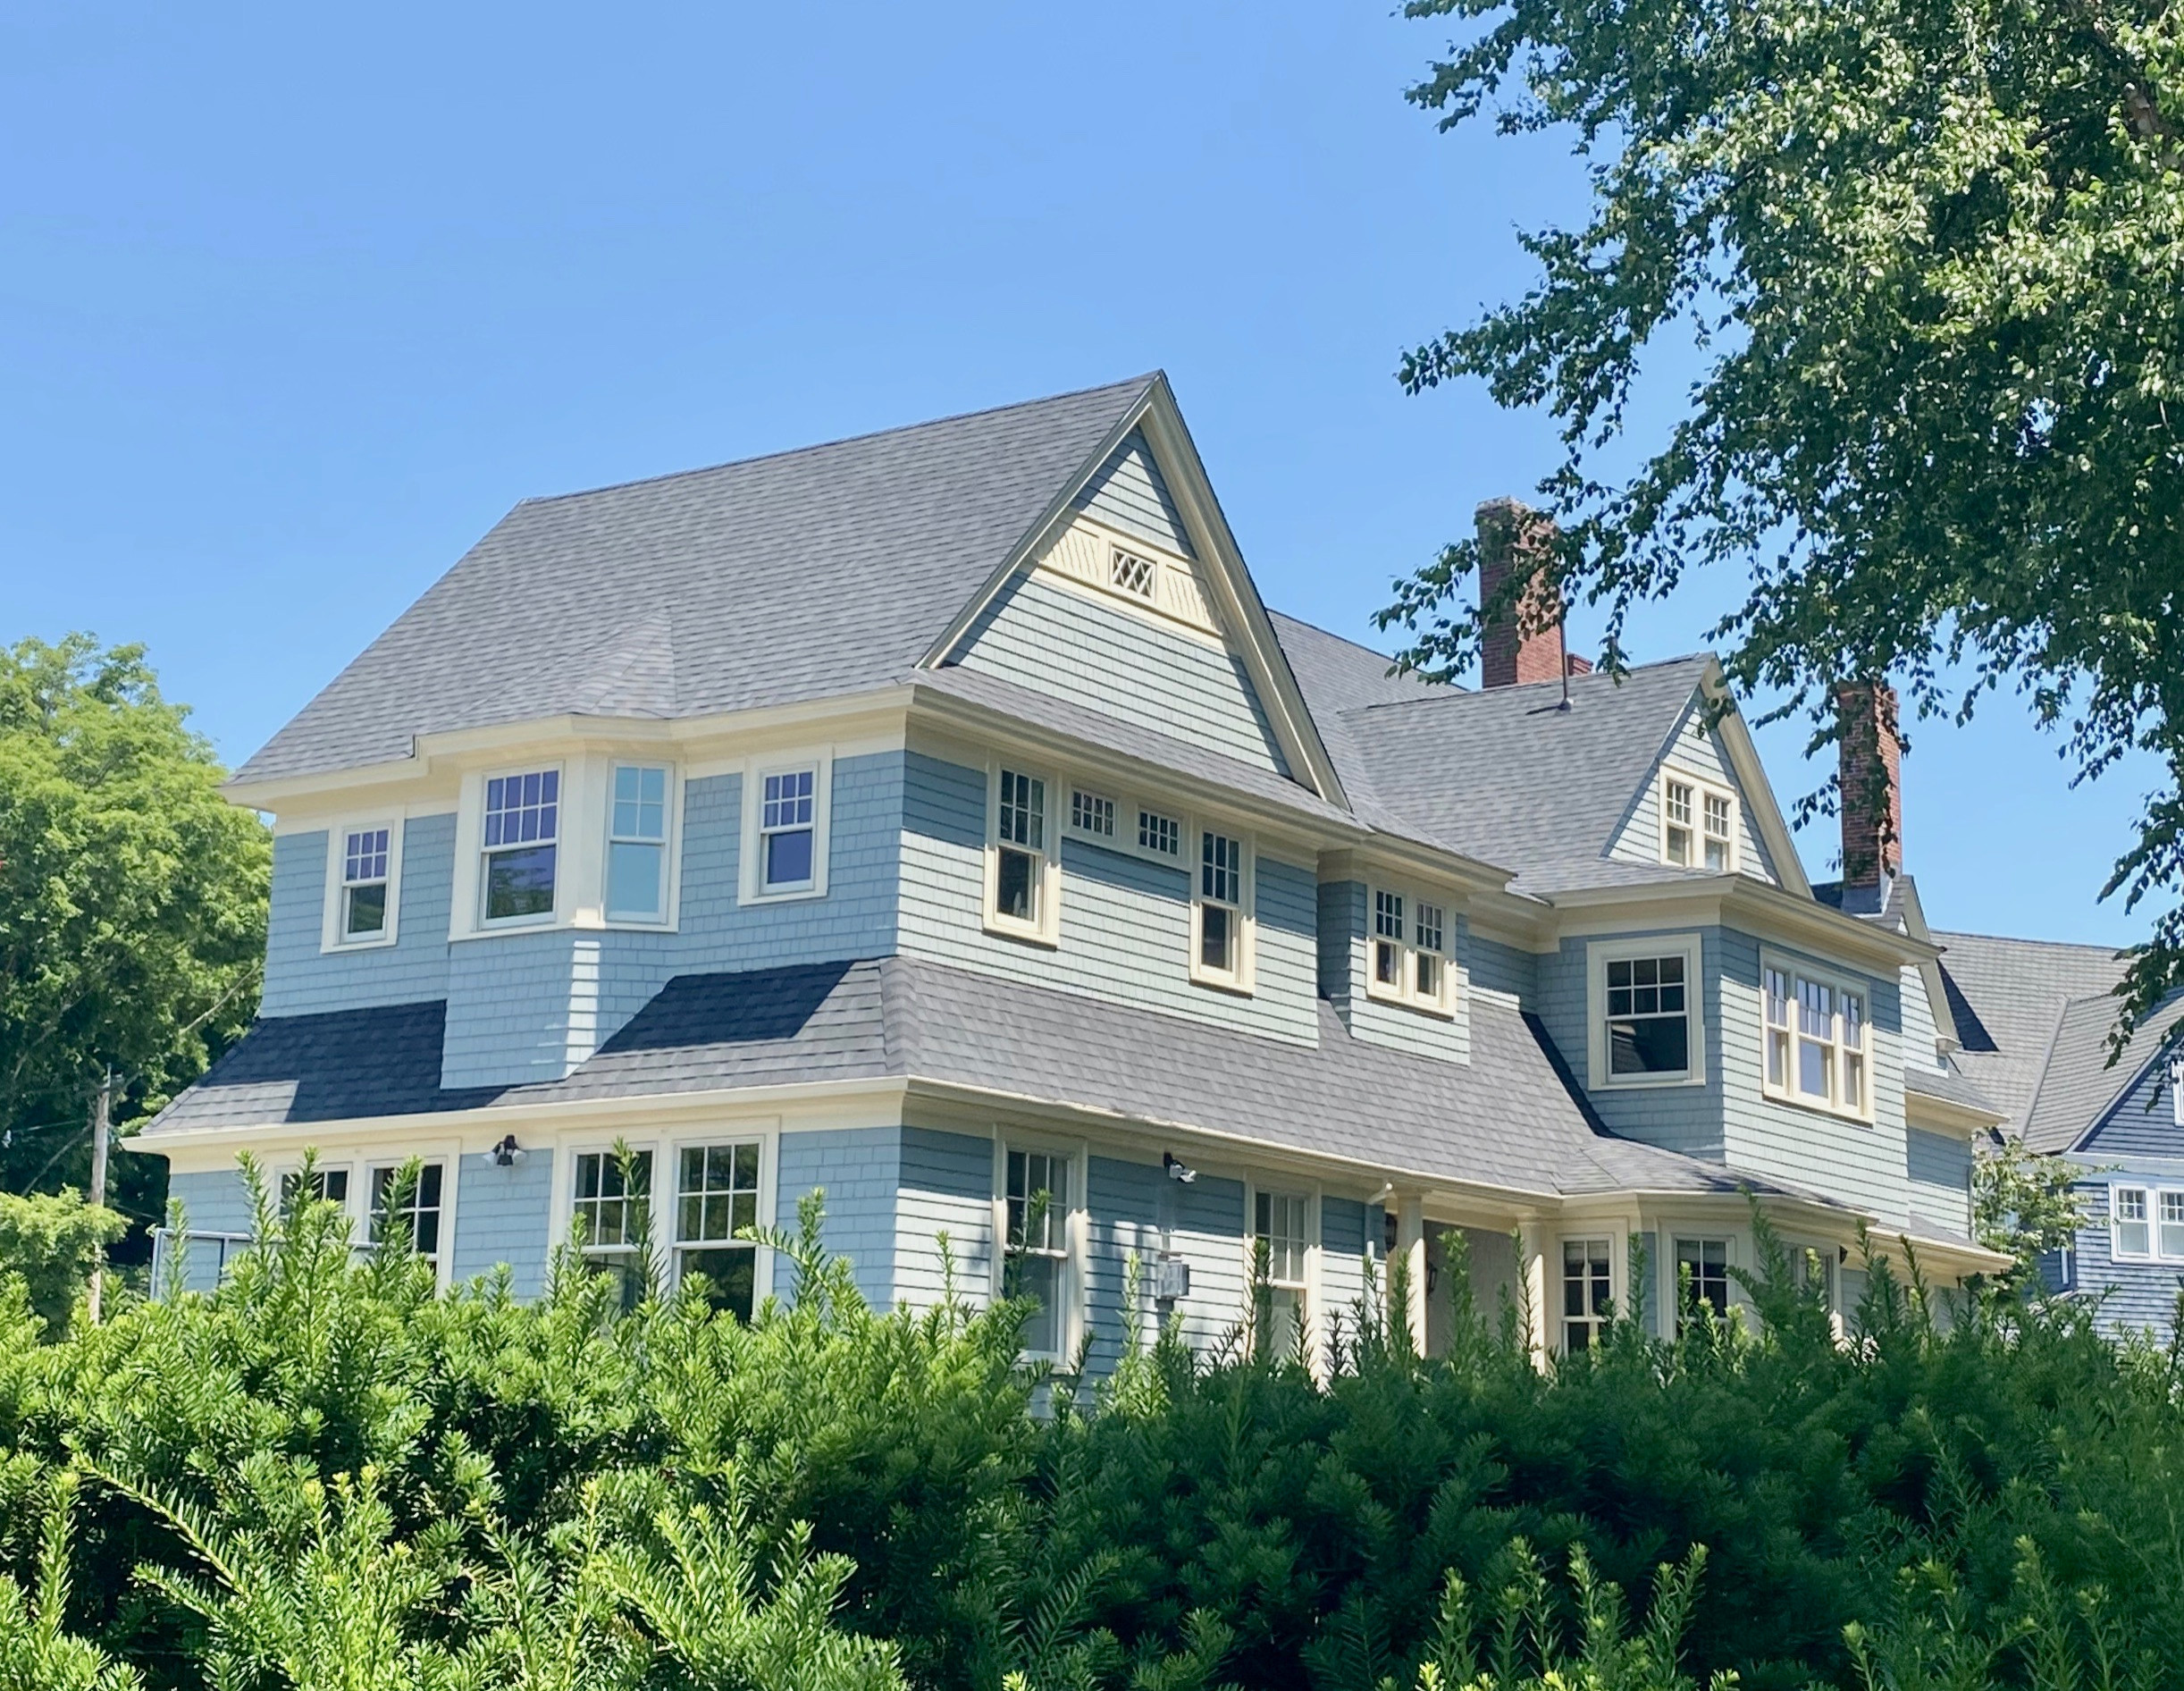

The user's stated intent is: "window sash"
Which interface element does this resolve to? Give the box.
[758,768,818,891]
[676,1142,760,1247]
[1674,1236,1730,1324]
[1764,963,1869,1115]
[1004,1147,1071,1355]
[1138,810,1180,857]
[1604,954,1691,1076]
[1070,789,1116,837]
[2116,1188,2153,1257]
[2161,1192,2184,1259]
[482,769,560,923]
[574,1149,653,1253]
[370,1163,445,1261]
[1562,1237,1612,1352]
[1254,1190,1309,1288]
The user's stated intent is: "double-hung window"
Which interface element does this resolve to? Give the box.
[1195,829,1247,984]
[1367,887,1453,1014]
[1004,1146,1072,1358]
[2163,1192,2184,1259]
[989,768,1051,938]
[675,1142,761,1318]
[281,1165,350,1209]
[574,1148,653,1309]
[1661,771,1736,872]
[370,1162,445,1268]
[1562,1238,1612,1353]
[1762,960,1870,1118]
[340,826,393,941]
[1253,1189,1311,1360]
[1674,1236,1730,1327]
[2113,1187,2153,1258]
[607,765,671,922]
[482,770,559,923]
[760,768,817,893]
[1598,946,1695,1081]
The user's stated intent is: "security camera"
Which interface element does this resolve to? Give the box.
[1163,1152,1197,1184]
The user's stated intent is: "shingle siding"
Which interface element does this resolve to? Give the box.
[1905,1128,1972,1239]
[2079,1058,2181,1159]
[2071,1176,2184,1337]
[898,750,1319,1047]
[1317,1196,1376,1364]
[953,568,1289,775]
[163,1169,258,1294]
[896,1125,994,1308]
[263,814,457,1016]
[1609,699,1777,884]
[1073,428,1194,556]
[1465,933,1538,1005]
[1085,1155,1163,1379]
[449,1153,553,1296]
[775,1125,900,1308]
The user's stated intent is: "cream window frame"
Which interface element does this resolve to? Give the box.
[1189,826,1256,994]
[1760,953,1875,1123]
[470,762,568,932]
[1659,766,1739,873]
[1557,1232,1620,1356]
[738,751,832,905]
[984,761,1063,946]
[990,1132,1088,1364]
[1244,1178,1321,1364]
[320,817,404,952]
[1585,934,1705,1090]
[1364,883,1457,1018]
[602,761,683,928]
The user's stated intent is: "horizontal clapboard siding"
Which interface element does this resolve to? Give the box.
[1610,698,1777,884]
[1073,428,1194,555]
[775,1125,900,1308]
[449,1151,553,1296]
[896,1126,993,1309]
[263,814,457,1016]
[1905,1128,1972,1240]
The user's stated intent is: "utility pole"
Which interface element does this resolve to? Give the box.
[87,1068,111,1325]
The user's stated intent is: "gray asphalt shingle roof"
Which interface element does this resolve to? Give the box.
[145,958,1835,1207]
[1932,930,2129,1141]
[237,376,1159,785]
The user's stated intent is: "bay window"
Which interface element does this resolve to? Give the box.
[606,764,670,922]
[482,769,559,922]
[1762,958,1871,1119]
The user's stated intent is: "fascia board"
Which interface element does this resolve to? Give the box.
[1698,662,1813,898]
[1904,1090,2008,1137]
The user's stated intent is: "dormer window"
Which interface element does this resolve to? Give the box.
[482,770,559,923]
[1108,547,1157,602]
[1367,885,1455,1015]
[1660,770,1736,872]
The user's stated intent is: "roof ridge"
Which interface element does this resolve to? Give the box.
[1931,929,2125,958]
[515,373,1162,509]
[1345,652,1714,714]
[2019,995,2076,1139]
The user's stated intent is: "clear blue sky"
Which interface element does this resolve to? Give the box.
[2,2,2153,945]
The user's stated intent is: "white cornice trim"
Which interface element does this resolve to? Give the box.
[1695,662,1814,900]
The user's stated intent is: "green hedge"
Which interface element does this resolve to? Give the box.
[2,1165,2180,1691]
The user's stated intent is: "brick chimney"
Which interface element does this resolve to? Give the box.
[1475,497,1567,688]
[1836,680,1903,887]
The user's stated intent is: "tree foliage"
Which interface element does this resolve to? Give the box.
[0,1192,128,1340]
[1379,0,2184,1026]
[0,636,269,1225]
[3,1185,2184,1690]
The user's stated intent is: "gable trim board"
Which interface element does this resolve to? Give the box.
[1677,669,1810,899]
[920,377,1348,810]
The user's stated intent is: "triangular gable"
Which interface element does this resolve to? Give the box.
[922,376,1348,804]
[1606,674,1809,894]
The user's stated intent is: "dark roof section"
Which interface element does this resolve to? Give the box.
[236,376,1160,784]
[142,958,1837,1207]
[1931,930,2128,1134]
[1332,657,1720,896]
[147,1002,507,1131]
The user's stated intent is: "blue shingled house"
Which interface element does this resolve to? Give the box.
[140,372,2025,1367]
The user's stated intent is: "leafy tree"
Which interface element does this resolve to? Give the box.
[1973,1135,2090,1292]
[0,636,268,1235]
[0,1193,128,1339]
[1380,0,2184,1027]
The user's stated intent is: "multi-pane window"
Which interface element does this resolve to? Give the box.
[2163,1192,2184,1259]
[1071,788,1116,837]
[676,1142,761,1319]
[1138,810,1180,857]
[574,1149,653,1309]
[341,827,391,939]
[1763,961,1869,1115]
[1373,891,1405,988]
[1605,954,1690,1077]
[1562,1238,1612,1353]
[483,770,559,922]
[1198,831,1244,976]
[607,765,670,921]
[1254,1189,1310,1359]
[760,768,818,892]
[1662,774,1735,871]
[1702,793,1733,870]
[1414,902,1446,1000]
[1793,1242,1835,1308]
[1674,1236,1730,1325]
[370,1163,444,1265]
[1004,1148,1071,1356]
[281,1166,349,1208]
[2115,1187,2152,1258]
[1108,548,1156,602]
[994,770,1046,928]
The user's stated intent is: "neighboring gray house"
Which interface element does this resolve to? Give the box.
[139,373,2010,1369]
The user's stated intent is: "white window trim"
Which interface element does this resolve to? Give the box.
[551,1131,780,1308]
[1759,951,1876,1124]
[1189,825,1256,995]
[462,761,569,933]
[601,761,685,930]
[1063,783,1122,847]
[1363,882,1458,1019]
[362,1149,461,1290]
[1585,934,1706,1090]
[2104,1182,2184,1264]
[319,817,404,952]
[1243,1176,1322,1363]
[273,1157,360,1218]
[1658,764,1739,874]
[1667,1230,1737,1333]
[739,751,833,905]
[991,1132,1088,1364]
[1555,1224,1629,1357]
[984,761,1063,946]
[557,1139,660,1262]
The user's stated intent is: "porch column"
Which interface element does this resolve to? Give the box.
[1518,1216,1551,1370]
[1395,1195,1429,1354]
